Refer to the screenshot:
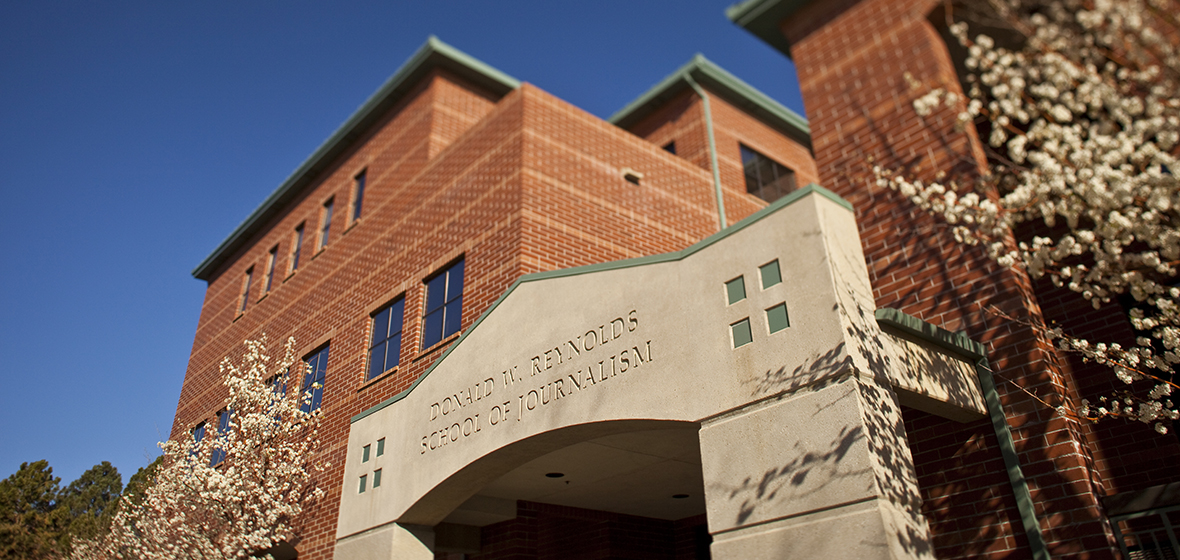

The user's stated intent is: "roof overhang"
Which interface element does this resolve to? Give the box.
[192,36,520,281]
[607,53,810,149]
[725,0,812,59]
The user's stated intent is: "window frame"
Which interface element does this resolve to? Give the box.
[351,169,367,223]
[264,245,278,294]
[739,144,797,203]
[318,198,334,252]
[210,409,231,466]
[290,223,305,274]
[239,267,254,313]
[300,344,330,413]
[367,296,406,381]
[421,258,465,350]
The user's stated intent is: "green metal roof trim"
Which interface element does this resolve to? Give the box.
[608,53,811,149]
[725,0,811,59]
[192,36,521,281]
[874,308,987,361]
[352,183,851,423]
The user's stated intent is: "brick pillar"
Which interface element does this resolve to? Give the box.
[766,0,1116,556]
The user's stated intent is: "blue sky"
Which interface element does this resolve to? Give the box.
[0,1,803,485]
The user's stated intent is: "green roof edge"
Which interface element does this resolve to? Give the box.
[608,53,810,149]
[874,308,987,361]
[725,0,811,59]
[352,183,851,423]
[191,36,521,281]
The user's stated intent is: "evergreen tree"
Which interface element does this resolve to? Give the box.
[0,460,64,559]
[56,462,122,550]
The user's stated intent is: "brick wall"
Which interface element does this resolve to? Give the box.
[175,67,798,558]
[778,0,1117,556]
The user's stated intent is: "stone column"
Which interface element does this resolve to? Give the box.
[334,522,435,560]
[700,374,933,560]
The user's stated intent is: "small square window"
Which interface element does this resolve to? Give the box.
[725,277,746,305]
[731,318,753,348]
[362,444,371,463]
[373,469,382,488]
[766,303,790,333]
[359,474,367,493]
[760,260,782,289]
[376,438,385,457]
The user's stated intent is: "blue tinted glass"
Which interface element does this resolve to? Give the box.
[387,333,401,368]
[367,341,386,380]
[425,273,447,313]
[218,410,231,433]
[192,423,205,443]
[443,298,463,338]
[301,346,329,412]
[389,299,405,334]
[422,310,443,349]
[447,260,465,303]
[371,308,389,346]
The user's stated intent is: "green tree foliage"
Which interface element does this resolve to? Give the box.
[56,462,123,549]
[0,460,65,559]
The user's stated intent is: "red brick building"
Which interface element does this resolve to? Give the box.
[174,3,1180,559]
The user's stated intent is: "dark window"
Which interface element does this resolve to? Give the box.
[352,170,366,222]
[367,298,405,380]
[240,267,253,313]
[301,345,330,413]
[663,141,676,155]
[319,199,334,251]
[210,409,231,465]
[291,224,304,272]
[190,422,206,459]
[264,246,278,293]
[422,259,465,349]
[740,144,796,203]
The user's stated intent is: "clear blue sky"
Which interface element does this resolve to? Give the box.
[0,1,804,485]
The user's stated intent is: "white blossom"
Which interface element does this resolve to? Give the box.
[71,337,325,560]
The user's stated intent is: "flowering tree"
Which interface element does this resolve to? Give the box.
[874,0,1180,431]
[72,337,324,559]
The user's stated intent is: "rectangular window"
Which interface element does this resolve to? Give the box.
[368,298,405,380]
[352,170,366,222]
[190,422,206,459]
[362,445,371,463]
[376,437,385,456]
[359,474,367,493]
[264,245,278,293]
[290,224,305,272]
[301,345,330,413]
[373,469,382,488]
[422,259,465,349]
[239,267,254,313]
[210,409,231,466]
[319,198,334,251]
[740,144,796,203]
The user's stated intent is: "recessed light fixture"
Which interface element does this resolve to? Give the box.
[545,472,565,478]
[672,494,689,499]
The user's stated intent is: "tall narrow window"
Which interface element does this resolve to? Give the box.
[368,298,405,380]
[422,259,465,349]
[190,422,206,459]
[319,198,334,251]
[301,345,330,413]
[290,224,304,272]
[352,170,366,222]
[239,267,254,313]
[210,409,231,465]
[740,144,796,203]
[264,245,278,293]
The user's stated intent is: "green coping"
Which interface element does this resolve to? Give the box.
[726,276,747,304]
[731,318,753,348]
[373,469,382,488]
[352,184,854,423]
[362,444,370,463]
[760,260,782,289]
[766,303,790,333]
[376,438,385,456]
[873,308,986,360]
